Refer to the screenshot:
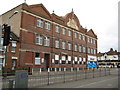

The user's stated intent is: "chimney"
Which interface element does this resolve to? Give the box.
[110,48,113,51]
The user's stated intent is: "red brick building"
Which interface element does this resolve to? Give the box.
[0,3,97,72]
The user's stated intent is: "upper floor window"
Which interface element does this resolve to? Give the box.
[68,30,71,36]
[92,39,94,44]
[55,40,59,48]
[11,41,17,53]
[79,34,82,40]
[88,37,90,42]
[83,35,85,41]
[91,48,94,54]
[93,40,96,44]
[89,38,91,43]
[94,49,96,54]
[45,22,51,30]
[88,47,90,53]
[37,19,43,28]
[68,43,72,50]
[83,46,86,53]
[91,38,93,43]
[35,34,43,45]
[44,36,50,46]
[62,41,66,49]
[74,44,77,51]
[79,45,82,52]
[62,28,66,35]
[74,32,77,38]
[56,25,60,33]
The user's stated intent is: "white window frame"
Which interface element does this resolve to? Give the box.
[62,56,66,61]
[83,46,86,53]
[11,41,17,53]
[68,43,72,50]
[91,48,93,54]
[88,47,90,53]
[79,34,82,40]
[44,36,50,46]
[55,40,59,48]
[94,40,96,44]
[79,57,82,62]
[56,25,60,33]
[88,37,90,42]
[68,56,71,61]
[75,57,78,61]
[55,55,59,60]
[94,49,96,54]
[74,44,77,51]
[37,19,43,28]
[91,38,93,43]
[62,41,66,49]
[83,35,85,41]
[45,22,50,30]
[62,28,66,35]
[79,45,82,52]
[35,34,43,45]
[68,30,71,36]
[35,53,40,65]
[74,32,77,38]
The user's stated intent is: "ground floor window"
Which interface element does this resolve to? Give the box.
[35,53,40,65]
[55,55,59,64]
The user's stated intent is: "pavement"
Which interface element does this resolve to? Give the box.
[39,68,119,88]
[0,76,2,90]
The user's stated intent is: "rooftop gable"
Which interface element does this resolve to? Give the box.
[87,29,97,38]
[28,3,51,18]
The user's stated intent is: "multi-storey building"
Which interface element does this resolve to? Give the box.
[0,3,97,72]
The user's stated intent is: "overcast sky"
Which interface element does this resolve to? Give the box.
[0,0,119,53]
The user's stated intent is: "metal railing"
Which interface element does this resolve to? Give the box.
[2,68,112,88]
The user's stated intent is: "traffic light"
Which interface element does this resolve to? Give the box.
[3,24,11,46]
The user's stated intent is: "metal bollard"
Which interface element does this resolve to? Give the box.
[85,69,87,79]
[76,68,77,81]
[105,68,106,76]
[48,68,50,85]
[93,69,94,78]
[64,68,66,83]
[99,68,101,77]
[9,80,14,88]
[109,68,111,75]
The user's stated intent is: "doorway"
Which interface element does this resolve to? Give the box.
[44,53,50,70]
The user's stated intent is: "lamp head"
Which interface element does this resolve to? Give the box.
[14,11,18,14]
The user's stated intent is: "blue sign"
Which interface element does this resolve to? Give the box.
[88,61,97,67]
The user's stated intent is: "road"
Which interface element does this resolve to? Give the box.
[40,68,119,88]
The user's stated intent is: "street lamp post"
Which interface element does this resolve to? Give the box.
[8,11,18,26]
[3,11,18,77]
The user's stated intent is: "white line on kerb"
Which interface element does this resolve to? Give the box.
[75,77,118,88]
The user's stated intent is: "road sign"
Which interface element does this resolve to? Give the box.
[88,61,97,67]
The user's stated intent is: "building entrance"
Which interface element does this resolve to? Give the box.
[44,54,50,70]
